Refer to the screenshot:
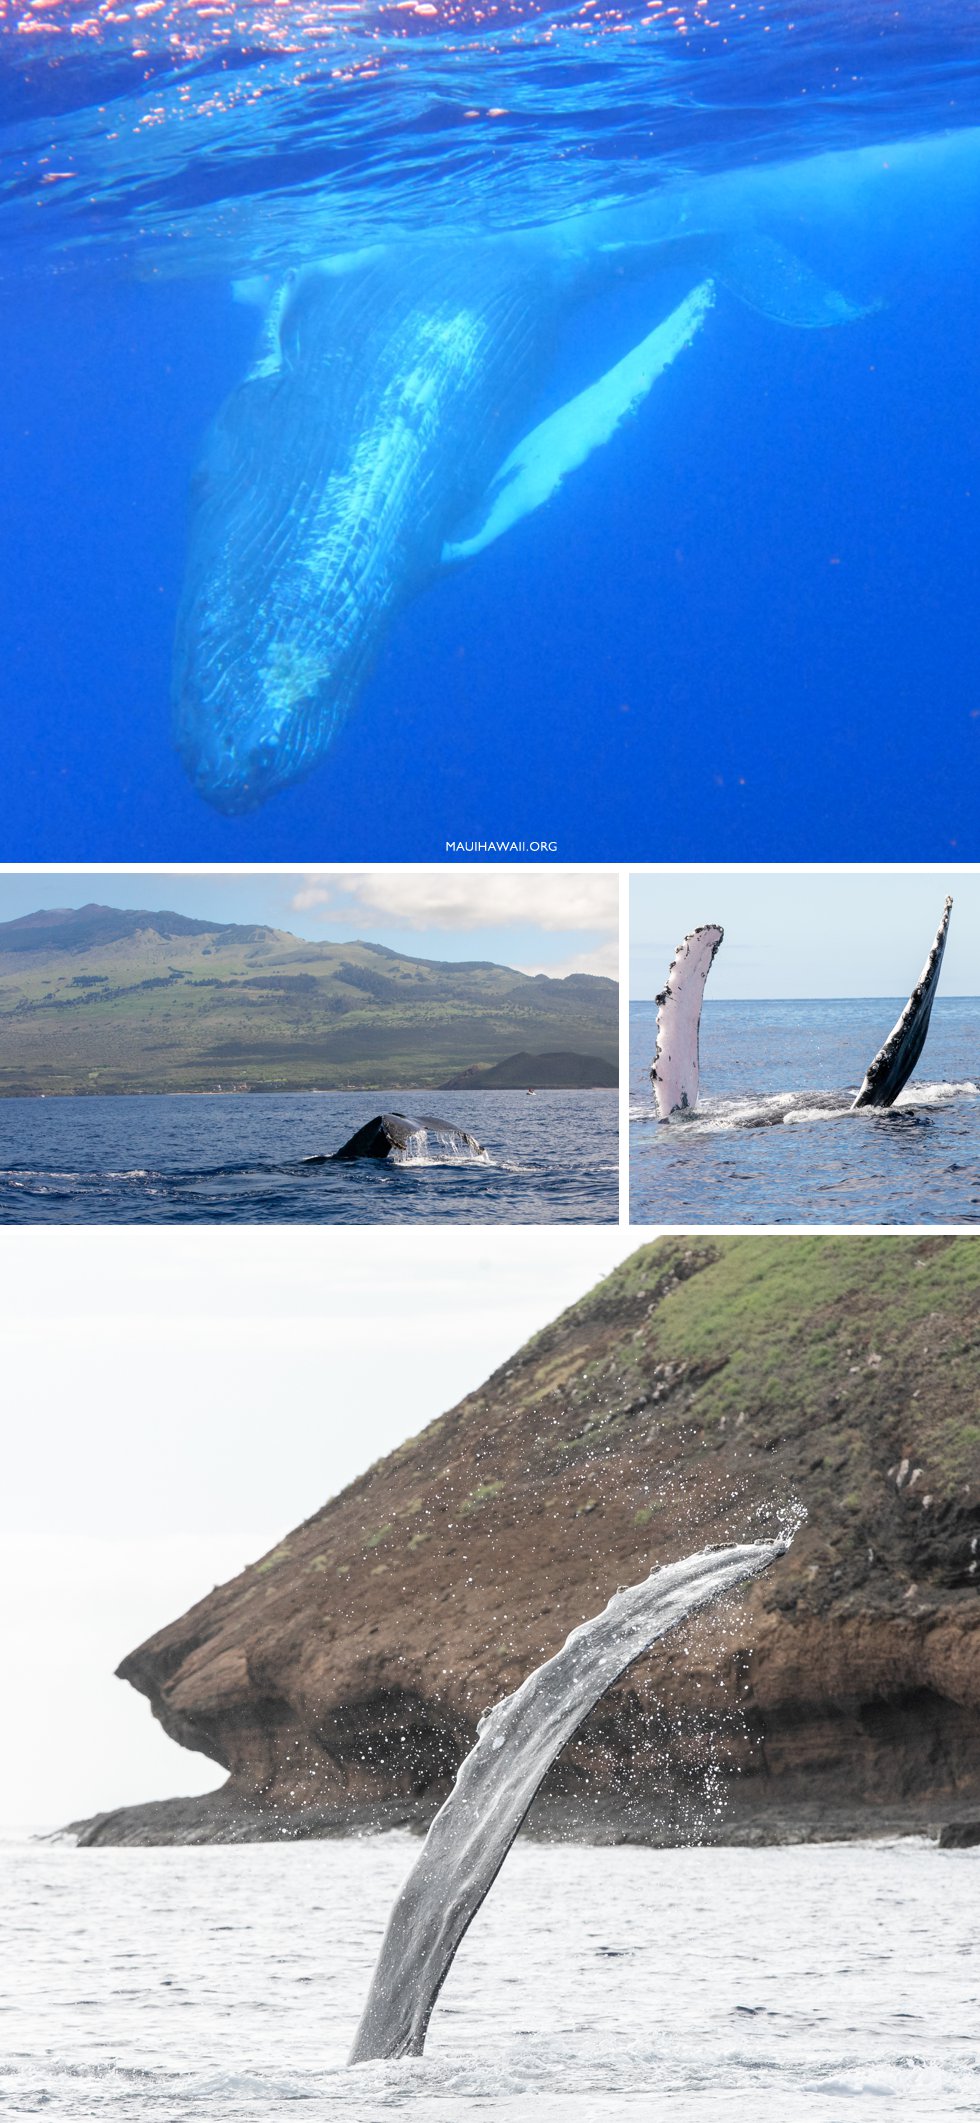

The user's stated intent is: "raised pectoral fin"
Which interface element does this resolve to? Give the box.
[718,233,872,328]
[349,1537,787,2063]
[442,278,715,564]
[852,896,953,1110]
[652,924,724,1122]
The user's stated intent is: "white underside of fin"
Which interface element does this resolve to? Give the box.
[443,277,715,564]
[652,923,724,1121]
[243,249,389,382]
[244,274,296,381]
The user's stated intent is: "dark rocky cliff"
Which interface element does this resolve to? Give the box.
[440,1052,617,1089]
[79,1235,980,1845]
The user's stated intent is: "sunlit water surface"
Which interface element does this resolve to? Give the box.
[6,2,979,277]
[6,1830,978,2119]
[2,3,980,857]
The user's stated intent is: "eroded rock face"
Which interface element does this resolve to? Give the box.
[106,1236,980,1844]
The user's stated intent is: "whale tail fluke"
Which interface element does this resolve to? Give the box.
[323,1113,487,1162]
[851,896,953,1110]
[717,232,873,328]
[652,924,724,1121]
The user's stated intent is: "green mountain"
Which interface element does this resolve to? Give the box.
[0,904,618,1095]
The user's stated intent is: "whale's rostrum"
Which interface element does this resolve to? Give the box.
[348,1536,787,2064]
[173,174,867,815]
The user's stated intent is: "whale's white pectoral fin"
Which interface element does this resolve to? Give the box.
[442,277,715,564]
[241,272,296,381]
[652,923,724,1121]
[240,250,390,383]
[851,895,953,1110]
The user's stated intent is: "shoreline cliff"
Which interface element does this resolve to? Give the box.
[73,1236,980,1849]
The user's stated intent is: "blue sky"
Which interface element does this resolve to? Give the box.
[0,870,618,981]
[631,871,978,999]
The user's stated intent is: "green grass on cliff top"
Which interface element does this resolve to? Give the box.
[529,1234,980,1489]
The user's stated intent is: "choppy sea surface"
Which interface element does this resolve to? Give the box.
[2,7,980,857]
[630,997,980,1225]
[0,1087,616,1222]
[6,1829,977,2119]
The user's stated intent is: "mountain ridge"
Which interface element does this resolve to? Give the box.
[0,904,617,1094]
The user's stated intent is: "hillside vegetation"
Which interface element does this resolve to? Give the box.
[0,905,617,1094]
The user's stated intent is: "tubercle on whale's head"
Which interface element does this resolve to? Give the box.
[171,579,352,814]
[173,663,334,816]
[175,726,292,817]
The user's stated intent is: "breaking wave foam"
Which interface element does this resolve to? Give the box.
[631,1081,980,1134]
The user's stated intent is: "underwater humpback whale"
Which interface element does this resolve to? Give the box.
[651,897,953,1121]
[173,172,868,814]
[349,1536,786,2063]
[304,1112,486,1162]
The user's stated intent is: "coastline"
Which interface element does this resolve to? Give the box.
[0,1082,616,1100]
[65,1786,980,1852]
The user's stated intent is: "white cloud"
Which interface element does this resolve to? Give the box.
[292,884,334,911]
[516,940,620,981]
[289,871,618,935]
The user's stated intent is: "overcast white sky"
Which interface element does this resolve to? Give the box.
[2,1226,645,1829]
[631,870,979,1000]
[0,868,619,981]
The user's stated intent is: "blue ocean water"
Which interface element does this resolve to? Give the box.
[2,8,980,858]
[0,1087,617,1222]
[630,996,980,1224]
